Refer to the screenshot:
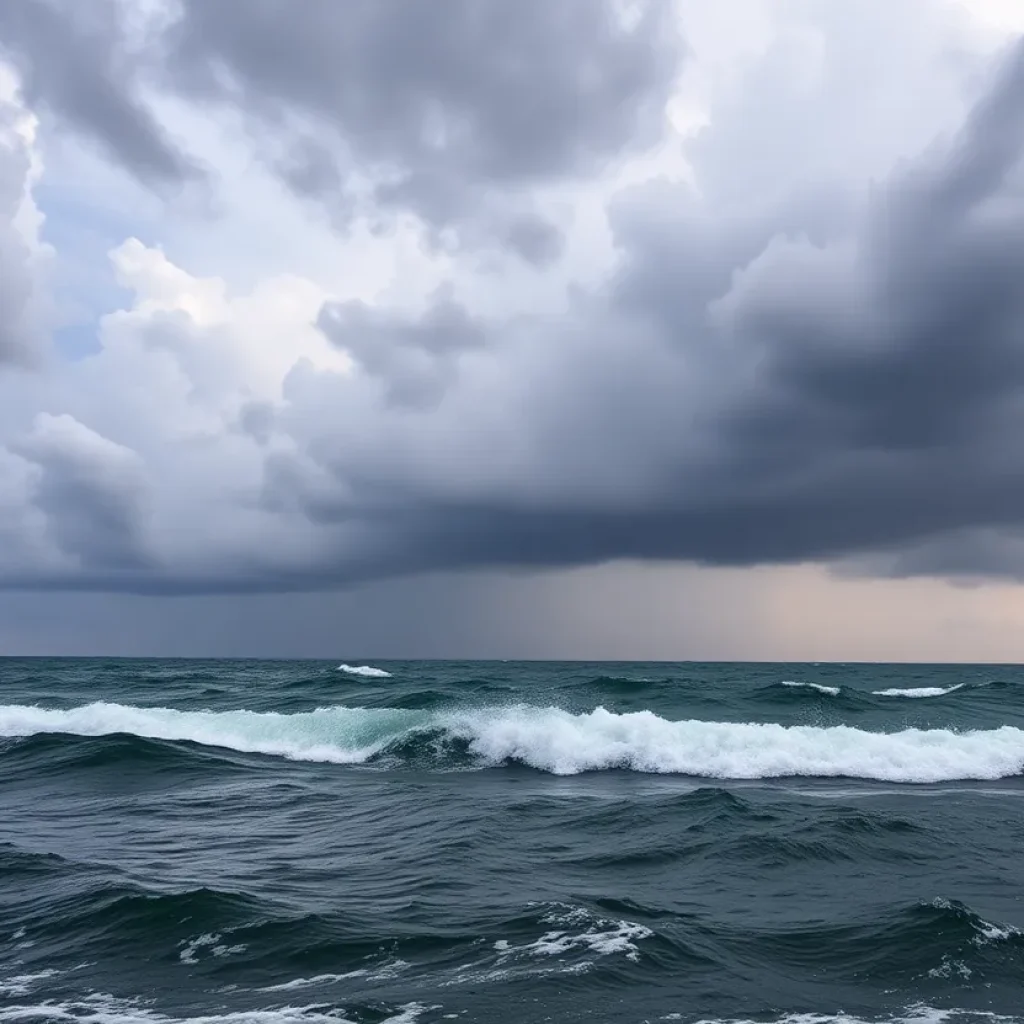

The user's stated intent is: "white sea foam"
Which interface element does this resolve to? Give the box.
[178,934,245,965]
[337,664,392,678]
[4,701,1024,782]
[0,971,57,997]
[928,955,972,980]
[781,681,841,696]
[496,922,651,962]
[261,973,363,992]
[494,904,652,964]
[974,919,1023,943]
[966,909,1023,946]
[260,960,408,992]
[445,706,1024,781]
[873,685,966,698]
[678,1011,1020,1024]
[0,994,429,1024]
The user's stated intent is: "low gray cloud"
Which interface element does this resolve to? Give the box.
[236,36,1024,590]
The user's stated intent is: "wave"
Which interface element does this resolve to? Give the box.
[762,679,994,706]
[0,842,82,879]
[715,807,931,868]
[23,885,268,944]
[780,681,841,696]
[714,897,1024,994]
[873,684,966,698]
[0,702,421,765]
[928,896,1024,946]
[337,664,392,678]
[5,701,1024,782]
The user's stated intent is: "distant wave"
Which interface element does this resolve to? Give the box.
[337,664,392,678]
[780,681,841,696]
[5,701,1024,782]
[872,684,966,698]
[776,680,977,701]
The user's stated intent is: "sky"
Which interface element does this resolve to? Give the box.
[2,0,1024,660]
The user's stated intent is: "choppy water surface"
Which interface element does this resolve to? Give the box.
[3,658,1024,1024]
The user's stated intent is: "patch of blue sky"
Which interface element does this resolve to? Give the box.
[33,181,158,360]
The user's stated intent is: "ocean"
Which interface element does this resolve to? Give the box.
[2,659,1024,1024]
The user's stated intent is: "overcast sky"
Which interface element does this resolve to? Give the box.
[2,0,1024,660]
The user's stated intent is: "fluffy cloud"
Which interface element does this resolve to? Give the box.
[0,0,1023,601]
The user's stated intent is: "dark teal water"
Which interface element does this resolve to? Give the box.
[3,659,1024,1024]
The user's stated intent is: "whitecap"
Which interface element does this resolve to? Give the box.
[872,685,965,698]
[178,934,246,965]
[494,904,652,964]
[0,970,57,997]
[337,664,392,678]
[781,681,841,696]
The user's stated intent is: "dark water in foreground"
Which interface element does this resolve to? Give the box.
[3,659,1024,1024]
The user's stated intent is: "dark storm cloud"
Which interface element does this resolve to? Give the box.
[317,288,486,408]
[240,37,1024,589]
[0,0,199,187]
[13,414,153,575]
[670,39,1024,568]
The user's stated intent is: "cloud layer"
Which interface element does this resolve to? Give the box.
[1,0,1024,597]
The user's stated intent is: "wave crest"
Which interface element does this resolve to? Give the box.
[337,664,392,678]
[780,681,841,696]
[4,701,1024,782]
[872,685,965,698]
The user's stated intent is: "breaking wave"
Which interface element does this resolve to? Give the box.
[873,685,966,698]
[337,664,392,678]
[780,681,842,696]
[4,702,1024,782]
